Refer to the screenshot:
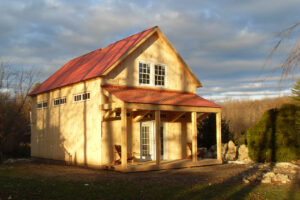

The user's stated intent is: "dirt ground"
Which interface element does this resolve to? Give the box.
[4,161,300,185]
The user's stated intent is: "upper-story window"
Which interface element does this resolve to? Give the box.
[54,97,66,106]
[138,61,167,87]
[154,64,165,86]
[37,101,48,109]
[74,92,90,102]
[139,62,150,84]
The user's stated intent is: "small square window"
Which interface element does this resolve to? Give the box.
[42,102,48,108]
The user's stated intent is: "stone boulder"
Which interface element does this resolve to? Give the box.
[225,140,237,161]
[261,172,291,184]
[237,144,251,162]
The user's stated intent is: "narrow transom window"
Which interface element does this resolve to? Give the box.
[74,92,90,102]
[139,62,150,84]
[37,101,48,109]
[54,97,66,106]
[74,94,81,102]
[37,103,42,109]
[82,93,90,100]
[154,64,165,86]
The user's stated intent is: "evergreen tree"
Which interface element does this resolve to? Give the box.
[291,78,300,102]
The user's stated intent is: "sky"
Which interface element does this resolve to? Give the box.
[1,0,300,101]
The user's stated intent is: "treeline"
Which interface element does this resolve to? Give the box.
[0,61,38,162]
[221,97,292,145]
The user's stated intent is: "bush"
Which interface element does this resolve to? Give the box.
[197,113,233,148]
[247,104,300,162]
[221,97,291,144]
[0,151,3,163]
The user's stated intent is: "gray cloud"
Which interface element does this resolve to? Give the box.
[0,0,299,98]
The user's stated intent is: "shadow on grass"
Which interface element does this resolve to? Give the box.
[171,164,275,200]
[288,169,300,200]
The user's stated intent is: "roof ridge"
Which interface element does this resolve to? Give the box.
[29,26,157,96]
[109,26,158,45]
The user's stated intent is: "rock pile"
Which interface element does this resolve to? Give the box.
[205,140,252,162]
[261,172,290,184]
[242,162,299,184]
[243,171,291,184]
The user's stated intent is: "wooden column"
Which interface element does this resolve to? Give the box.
[155,110,161,165]
[216,112,222,161]
[121,105,127,169]
[191,112,197,162]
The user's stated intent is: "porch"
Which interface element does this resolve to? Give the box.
[100,85,222,172]
[111,158,222,172]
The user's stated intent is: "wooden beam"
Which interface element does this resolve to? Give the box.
[100,103,121,110]
[191,112,197,162]
[171,112,186,122]
[102,108,120,121]
[216,112,222,162]
[101,89,123,104]
[104,110,111,119]
[155,110,161,165]
[133,111,150,122]
[197,113,209,121]
[125,103,221,113]
[121,105,127,169]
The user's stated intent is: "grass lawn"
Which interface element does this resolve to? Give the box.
[0,163,300,200]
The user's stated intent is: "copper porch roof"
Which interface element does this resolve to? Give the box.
[29,26,157,96]
[102,85,221,108]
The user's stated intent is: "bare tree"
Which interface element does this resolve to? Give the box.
[265,23,300,82]
[0,60,40,160]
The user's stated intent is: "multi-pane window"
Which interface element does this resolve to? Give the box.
[37,103,42,109]
[82,93,90,100]
[74,94,81,102]
[138,61,167,87]
[139,62,150,84]
[54,97,66,106]
[155,64,165,86]
[141,126,150,157]
[37,101,48,109]
[74,92,90,102]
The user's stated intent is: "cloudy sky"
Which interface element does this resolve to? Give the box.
[1,0,300,100]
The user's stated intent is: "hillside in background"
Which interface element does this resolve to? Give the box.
[220,97,292,144]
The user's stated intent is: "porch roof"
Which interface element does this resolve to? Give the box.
[102,85,221,108]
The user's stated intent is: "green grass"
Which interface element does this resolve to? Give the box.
[0,164,300,200]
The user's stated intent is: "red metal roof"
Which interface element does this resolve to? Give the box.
[29,26,157,96]
[102,85,221,108]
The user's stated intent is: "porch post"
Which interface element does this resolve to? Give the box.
[191,112,197,162]
[216,112,222,161]
[121,104,127,169]
[155,110,161,165]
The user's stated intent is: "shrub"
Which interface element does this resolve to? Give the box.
[197,113,233,148]
[221,97,291,145]
[247,104,300,162]
[0,151,3,163]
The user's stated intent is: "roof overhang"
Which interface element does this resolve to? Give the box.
[101,85,220,112]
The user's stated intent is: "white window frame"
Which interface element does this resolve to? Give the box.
[53,97,66,106]
[153,62,167,88]
[137,60,167,88]
[138,61,152,86]
[73,92,90,103]
[140,121,155,161]
[37,101,48,109]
